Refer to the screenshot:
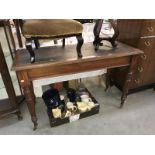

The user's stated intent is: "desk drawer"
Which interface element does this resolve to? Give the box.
[141,20,155,36]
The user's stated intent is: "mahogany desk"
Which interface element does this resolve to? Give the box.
[12,42,143,130]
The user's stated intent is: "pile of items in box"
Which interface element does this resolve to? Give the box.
[42,85,100,127]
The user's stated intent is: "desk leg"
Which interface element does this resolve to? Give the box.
[121,56,138,108]
[23,85,38,130]
[15,111,23,121]
[30,81,36,104]
[105,69,114,92]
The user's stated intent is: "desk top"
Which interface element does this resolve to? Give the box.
[12,42,143,71]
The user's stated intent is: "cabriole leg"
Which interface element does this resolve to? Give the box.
[76,34,84,58]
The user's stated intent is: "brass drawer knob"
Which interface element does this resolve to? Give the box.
[147,26,154,32]
[138,66,144,72]
[135,79,140,84]
[141,54,147,60]
[144,41,151,46]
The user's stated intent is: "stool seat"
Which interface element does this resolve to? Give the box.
[22,19,83,38]
[17,19,84,63]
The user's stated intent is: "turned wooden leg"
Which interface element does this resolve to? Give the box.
[120,70,132,108]
[34,39,40,49]
[120,56,138,108]
[30,81,36,104]
[62,38,65,48]
[26,39,35,63]
[76,34,84,58]
[105,72,110,92]
[23,85,38,130]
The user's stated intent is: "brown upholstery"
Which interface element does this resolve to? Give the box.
[22,19,83,38]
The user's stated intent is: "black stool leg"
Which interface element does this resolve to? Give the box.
[54,40,57,44]
[62,38,65,48]
[26,39,35,63]
[34,39,40,49]
[76,34,84,58]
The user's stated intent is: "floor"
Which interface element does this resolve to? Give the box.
[0,77,155,135]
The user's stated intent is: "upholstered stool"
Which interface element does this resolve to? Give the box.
[20,19,84,63]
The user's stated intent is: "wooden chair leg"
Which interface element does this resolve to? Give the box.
[25,39,35,63]
[76,34,84,58]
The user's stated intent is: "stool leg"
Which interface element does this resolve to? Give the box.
[34,39,40,49]
[105,69,114,92]
[26,39,35,63]
[62,38,65,48]
[76,34,84,58]
[54,40,57,44]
